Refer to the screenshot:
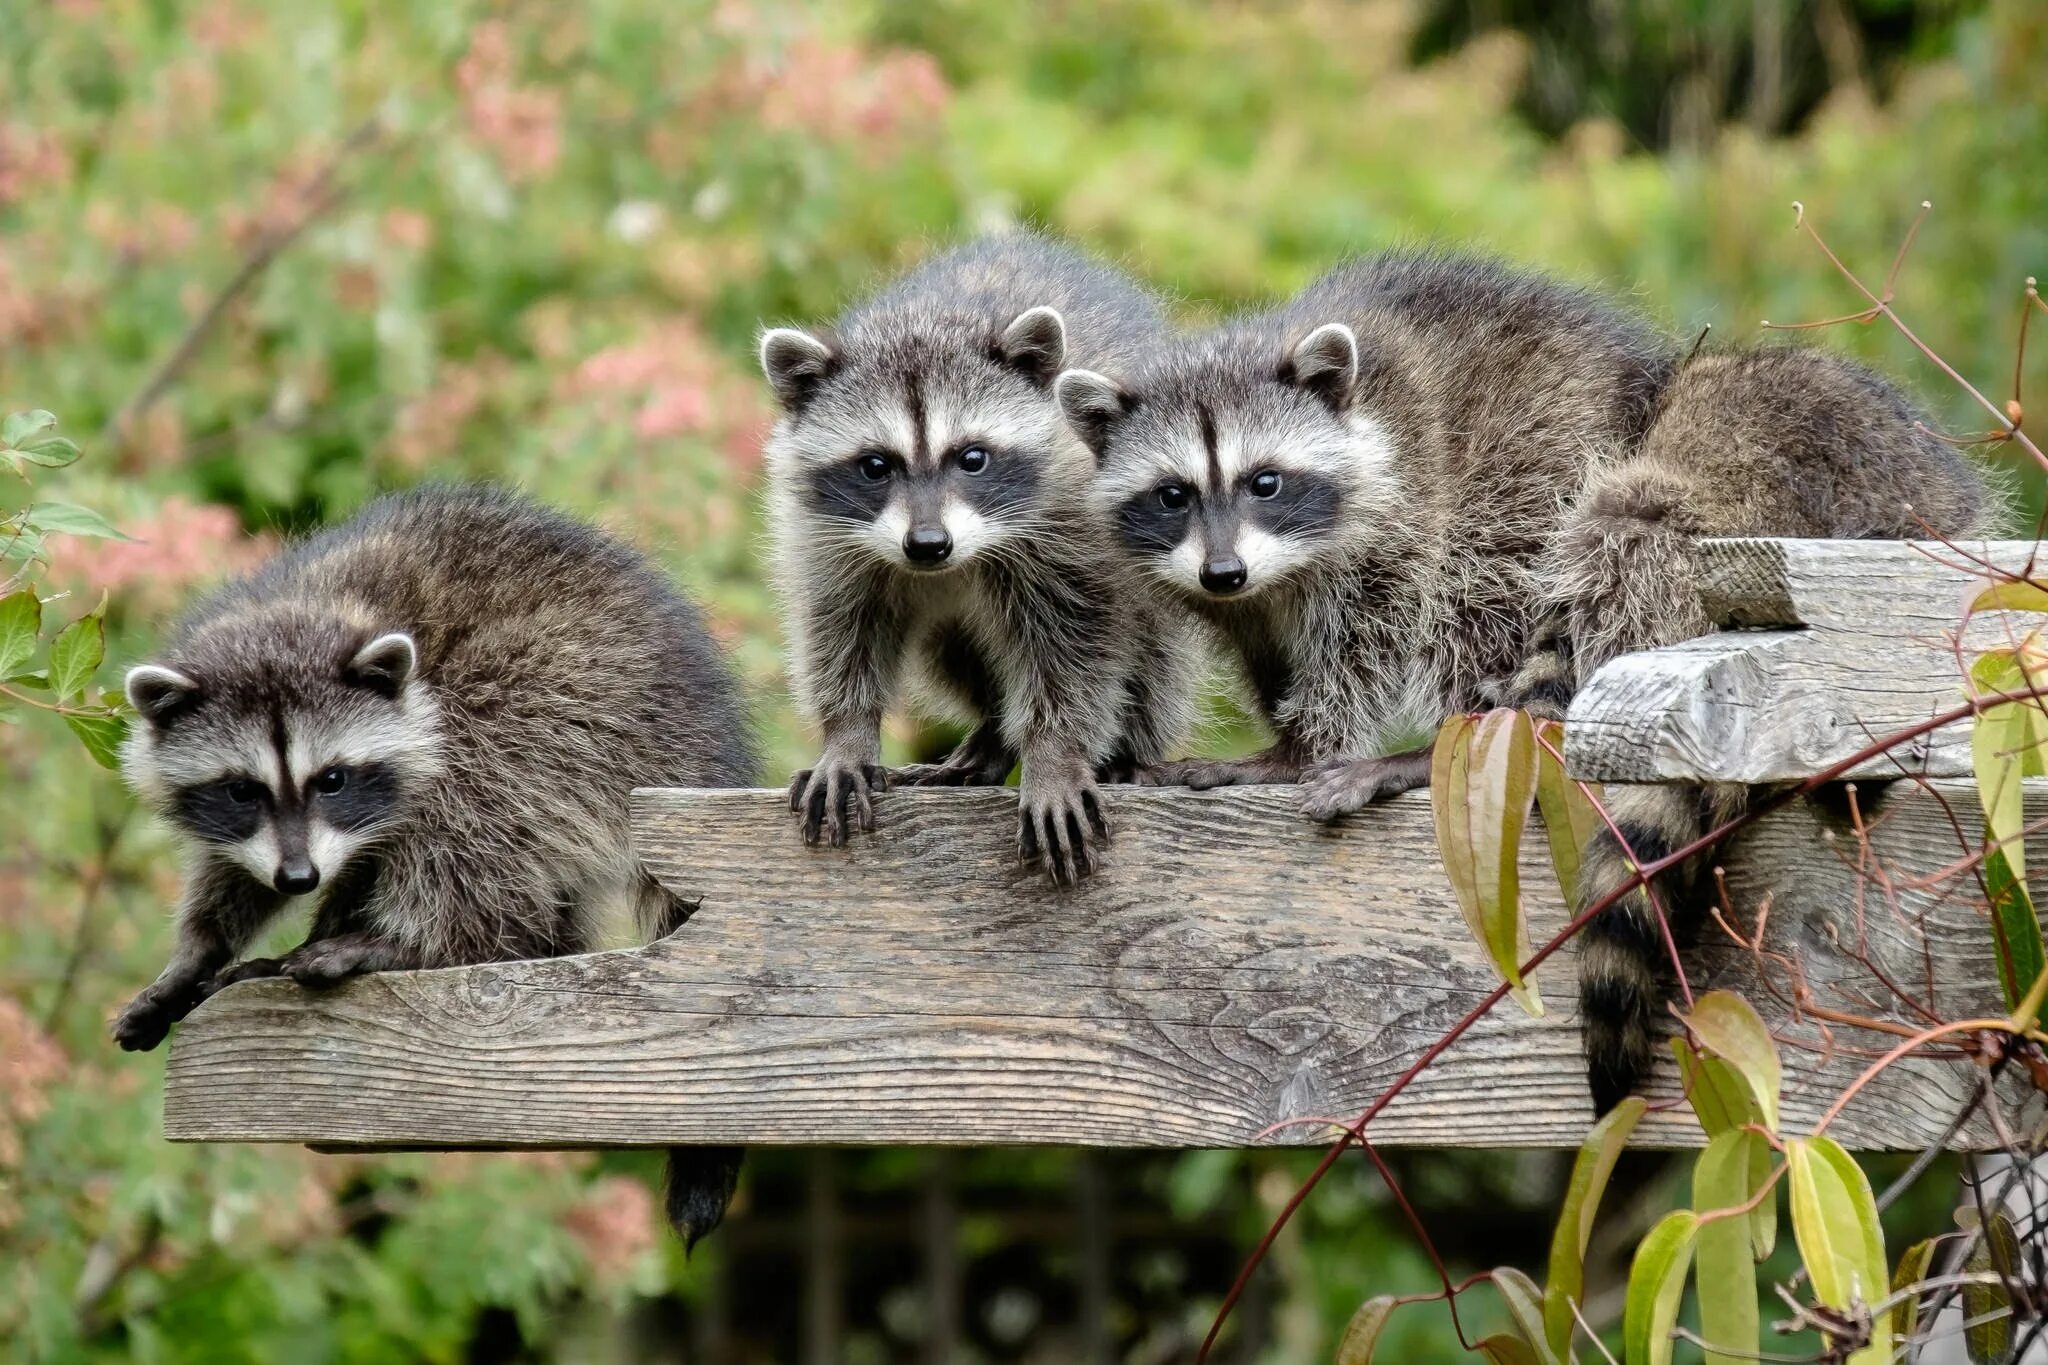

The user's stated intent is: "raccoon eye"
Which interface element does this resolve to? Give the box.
[1156,483,1190,512]
[313,767,349,796]
[956,446,990,475]
[856,452,891,482]
[1249,470,1283,499]
[225,778,265,805]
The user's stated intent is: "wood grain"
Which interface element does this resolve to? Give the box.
[1566,539,2042,784]
[164,783,2014,1154]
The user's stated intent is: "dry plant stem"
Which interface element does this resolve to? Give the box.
[1196,684,2048,1362]
[1568,1294,1622,1365]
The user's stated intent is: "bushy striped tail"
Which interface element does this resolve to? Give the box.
[1576,782,1747,1113]
[664,1147,744,1253]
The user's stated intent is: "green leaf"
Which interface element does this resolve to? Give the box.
[62,709,128,770]
[1431,708,1543,1015]
[11,433,81,468]
[1532,718,1602,903]
[1785,1137,1890,1365]
[1984,844,2046,1013]
[1478,1336,1543,1365]
[1673,1039,1776,1258]
[1971,580,2048,614]
[1889,1237,1936,1344]
[1681,991,1780,1132]
[1,524,47,566]
[1962,1212,2018,1365]
[1971,648,2048,879]
[1,410,55,448]
[47,607,105,703]
[1543,1096,1646,1356]
[6,667,49,690]
[1693,1131,1763,1365]
[1622,1209,1696,1365]
[1489,1266,1554,1363]
[0,589,40,676]
[28,501,130,541]
[1334,1295,1400,1365]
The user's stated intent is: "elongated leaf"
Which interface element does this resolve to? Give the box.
[1431,711,1473,897]
[0,589,40,676]
[1971,580,2048,614]
[1681,992,1780,1132]
[47,607,104,703]
[28,501,130,541]
[1984,844,2047,1013]
[1889,1237,1936,1344]
[2,410,55,448]
[1693,1132,1762,1365]
[63,709,128,770]
[1543,1096,1646,1355]
[1623,1209,1697,1365]
[1490,1266,1553,1361]
[1674,1038,1776,1259]
[1433,708,1543,1014]
[1962,1212,2018,1365]
[1334,1295,1400,1365]
[1478,1336,1543,1365]
[1972,649,2048,879]
[1532,718,1602,901]
[1785,1137,1889,1365]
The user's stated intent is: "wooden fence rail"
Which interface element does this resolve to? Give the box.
[162,540,2043,1155]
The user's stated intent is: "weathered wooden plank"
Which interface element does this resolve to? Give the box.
[165,784,2011,1153]
[1567,539,2042,783]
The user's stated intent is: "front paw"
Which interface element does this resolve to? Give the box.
[787,756,887,846]
[280,937,376,986]
[197,957,286,1002]
[1018,779,1109,885]
[891,757,1001,788]
[112,990,183,1052]
[1298,755,1428,823]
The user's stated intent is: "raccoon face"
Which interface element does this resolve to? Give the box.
[760,307,1073,574]
[122,625,441,897]
[1059,324,1391,602]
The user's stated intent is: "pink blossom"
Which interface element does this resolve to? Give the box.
[54,498,271,613]
[457,22,564,184]
[0,123,71,210]
[562,1175,658,1280]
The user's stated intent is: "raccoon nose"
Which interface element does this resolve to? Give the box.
[903,526,953,565]
[1200,557,1249,595]
[274,862,320,896]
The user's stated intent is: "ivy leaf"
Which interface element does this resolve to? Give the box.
[1622,1209,1697,1365]
[63,709,128,769]
[1,410,56,448]
[1889,1237,1936,1344]
[1785,1137,1890,1365]
[1532,718,1602,902]
[29,501,131,541]
[1962,1211,2018,1365]
[1693,1131,1763,1365]
[47,603,105,703]
[1543,1096,1646,1355]
[0,589,40,676]
[1430,708,1543,1016]
[1334,1295,1400,1365]
[1681,992,1780,1132]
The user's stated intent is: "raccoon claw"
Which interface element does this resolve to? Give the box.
[1018,783,1109,885]
[112,991,181,1052]
[790,760,886,847]
[1138,753,1303,790]
[198,956,286,1001]
[1298,752,1433,823]
[280,933,410,985]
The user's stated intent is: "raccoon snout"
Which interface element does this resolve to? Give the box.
[1199,556,1248,595]
[902,525,953,566]
[274,859,320,896]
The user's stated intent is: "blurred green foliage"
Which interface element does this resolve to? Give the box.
[2,0,2041,1358]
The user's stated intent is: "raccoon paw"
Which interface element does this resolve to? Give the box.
[1137,753,1302,789]
[198,956,287,1001]
[890,751,1009,788]
[1297,752,1432,823]
[1018,779,1109,885]
[280,933,410,986]
[111,990,182,1052]
[788,759,887,847]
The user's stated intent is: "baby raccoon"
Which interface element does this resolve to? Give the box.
[1058,249,1986,1110]
[115,484,755,1246]
[761,232,1197,883]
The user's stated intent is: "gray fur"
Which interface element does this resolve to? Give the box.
[762,232,1200,882]
[1060,248,1987,1107]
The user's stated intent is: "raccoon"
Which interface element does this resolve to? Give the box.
[760,232,1198,882]
[114,484,756,1247]
[1057,250,1986,1111]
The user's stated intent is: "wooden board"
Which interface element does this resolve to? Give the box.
[164,783,2012,1154]
[1566,539,2046,784]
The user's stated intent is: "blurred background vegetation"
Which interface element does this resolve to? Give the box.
[2,0,2043,1359]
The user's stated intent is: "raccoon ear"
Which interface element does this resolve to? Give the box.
[1054,368,1134,465]
[125,664,200,726]
[997,306,1067,388]
[758,328,838,412]
[1281,323,1360,413]
[346,632,417,698]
